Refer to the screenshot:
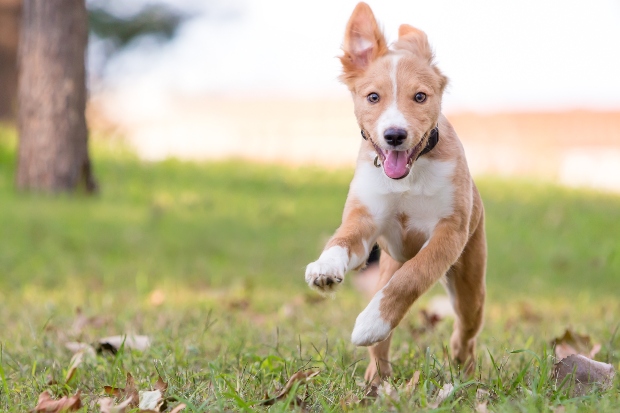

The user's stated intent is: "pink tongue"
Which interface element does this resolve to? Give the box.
[383,150,409,179]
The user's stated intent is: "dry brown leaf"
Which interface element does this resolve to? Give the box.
[104,373,139,409]
[154,375,168,393]
[553,354,615,396]
[405,371,421,393]
[552,329,600,361]
[34,390,81,412]
[97,335,151,354]
[64,351,85,383]
[98,396,134,413]
[420,309,443,330]
[169,404,186,413]
[260,370,319,406]
[428,382,454,408]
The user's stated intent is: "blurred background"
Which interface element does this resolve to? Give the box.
[1,0,619,299]
[3,0,620,188]
[96,0,620,191]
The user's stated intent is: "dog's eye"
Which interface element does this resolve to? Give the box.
[414,92,427,103]
[367,93,380,104]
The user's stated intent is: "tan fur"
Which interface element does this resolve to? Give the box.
[307,2,486,383]
[326,198,376,266]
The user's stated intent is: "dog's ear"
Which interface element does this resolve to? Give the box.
[396,24,448,92]
[394,24,433,62]
[339,2,388,86]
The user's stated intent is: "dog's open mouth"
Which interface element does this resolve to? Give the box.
[371,139,425,180]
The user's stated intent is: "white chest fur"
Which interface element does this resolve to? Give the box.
[350,155,456,262]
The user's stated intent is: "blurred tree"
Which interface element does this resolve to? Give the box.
[0,0,185,122]
[13,0,185,193]
[88,2,183,52]
[16,0,96,192]
[0,0,20,120]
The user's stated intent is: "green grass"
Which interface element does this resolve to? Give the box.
[0,126,619,412]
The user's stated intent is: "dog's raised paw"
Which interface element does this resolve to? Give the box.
[304,246,348,294]
[305,261,344,294]
[351,290,392,346]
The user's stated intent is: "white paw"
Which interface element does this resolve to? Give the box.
[351,290,392,346]
[305,246,348,294]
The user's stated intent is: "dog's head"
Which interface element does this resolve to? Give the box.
[340,2,448,180]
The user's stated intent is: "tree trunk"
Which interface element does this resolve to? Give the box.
[0,0,20,121]
[16,0,96,193]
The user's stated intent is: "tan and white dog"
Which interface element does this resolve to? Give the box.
[305,2,486,383]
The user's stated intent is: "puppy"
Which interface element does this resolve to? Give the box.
[305,2,486,383]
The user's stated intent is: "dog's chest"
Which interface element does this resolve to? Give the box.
[351,158,456,262]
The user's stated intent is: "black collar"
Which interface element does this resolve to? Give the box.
[360,125,439,159]
[417,125,439,159]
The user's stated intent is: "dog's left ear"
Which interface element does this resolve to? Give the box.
[395,24,433,62]
[395,24,448,91]
[339,2,388,87]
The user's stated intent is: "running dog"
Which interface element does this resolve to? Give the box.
[305,2,486,383]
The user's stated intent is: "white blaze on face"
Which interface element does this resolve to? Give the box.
[375,54,408,141]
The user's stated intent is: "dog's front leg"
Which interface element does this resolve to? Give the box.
[305,200,376,295]
[351,217,468,346]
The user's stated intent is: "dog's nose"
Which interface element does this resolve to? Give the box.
[384,128,407,147]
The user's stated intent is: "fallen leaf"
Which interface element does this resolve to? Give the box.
[405,371,421,393]
[420,309,443,330]
[260,370,319,406]
[64,350,85,383]
[65,342,97,357]
[34,390,81,412]
[552,329,600,361]
[104,373,139,409]
[98,396,134,413]
[169,404,186,413]
[139,390,163,411]
[475,400,489,413]
[475,388,490,413]
[377,382,398,402]
[553,354,615,396]
[476,388,490,401]
[97,335,151,354]
[427,295,455,319]
[154,376,168,393]
[428,382,454,408]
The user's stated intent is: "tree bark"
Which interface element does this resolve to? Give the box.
[0,0,20,121]
[16,0,96,193]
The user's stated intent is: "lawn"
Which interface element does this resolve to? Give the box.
[0,127,619,412]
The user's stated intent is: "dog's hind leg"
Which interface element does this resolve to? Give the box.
[444,212,486,375]
[364,252,403,384]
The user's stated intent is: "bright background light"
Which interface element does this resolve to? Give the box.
[104,0,620,112]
